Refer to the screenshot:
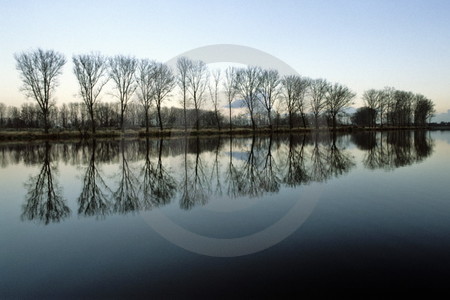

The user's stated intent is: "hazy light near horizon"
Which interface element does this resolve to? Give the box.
[0,0,449,112]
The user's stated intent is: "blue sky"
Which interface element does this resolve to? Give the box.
[1,0,449,112]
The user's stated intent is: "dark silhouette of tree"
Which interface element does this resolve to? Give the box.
[73,53,108,133]
[135,59,156,134]
[414,94,435,126]
[177,57,193,132]
[362,89,380,127]
[325,82,355,131]
[140,138,176,209]
[259,69,280,130]
[187,59,209,131]
[15,49,66,133]
[22,142,70,224]
[153,62,175,131]
[113,140,140,213]
[109,55,137,131]
[235,66,262,131]
[309,79,329,129]
[78,139,112,218]
[223,67,238,132]
[281,75,309,129]
[208,69,222,131]
[351,107,377,127]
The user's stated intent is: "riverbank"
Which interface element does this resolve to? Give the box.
[0,125,442,141]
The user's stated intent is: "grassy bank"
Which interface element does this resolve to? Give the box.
[0,125,437,142]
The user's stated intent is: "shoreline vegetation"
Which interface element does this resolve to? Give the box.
[0,125,447,142]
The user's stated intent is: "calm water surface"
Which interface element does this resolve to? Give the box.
[1,131,450,296]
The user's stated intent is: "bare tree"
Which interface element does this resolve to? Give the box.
[73,53,108,134]
[281,75,309,129]
[136,59,156,133]
[258,69,280,129]
[15,49,66,133]
[325,82,355,131]
[235,66,262,131]
[177,57,193,132]
[187,59,209,131]
[414,94,435,126]
[152,62,175,131]
[362,89,380,127]
[309,79,329,129]
[0,103,6,127]
[223,67,238,131]
[109,55,137,131]
[208,69,222,131]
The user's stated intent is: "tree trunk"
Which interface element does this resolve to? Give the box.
[145,109,149,134]
[157,105,163,131]
[43,110,49,134]
[196,109,200,131]
[289,112,293,130]
[229,105,232,133]
[301,112,307,128]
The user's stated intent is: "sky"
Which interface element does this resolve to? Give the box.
[1,0,450,113]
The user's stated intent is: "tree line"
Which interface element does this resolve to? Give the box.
[7,48,435,134]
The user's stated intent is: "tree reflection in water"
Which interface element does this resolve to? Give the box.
[9,130,435,222]
[140,138,176,209]
[22,142,70,224]
[78,139,111,218]
[113,139,140,214]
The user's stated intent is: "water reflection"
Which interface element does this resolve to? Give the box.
[78,139,111,218]
[352,130,434,170]
[0,131,433,223]
[22,142,70,224]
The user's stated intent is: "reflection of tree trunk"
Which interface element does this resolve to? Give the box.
[211,136,222,196]
[78,139,111,217]
[22,142,70,224]
[180,137,209,209]
[140,138,176,209]
[260,135,280,193]
[113,139,140,214]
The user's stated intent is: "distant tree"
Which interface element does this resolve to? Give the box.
[14,49,66,133]
[413,94,435,126]
[351,106,377,127]
[208,69,222,130]
[187,59,209,131]
[235,66,262,130]
[362,89,380,127]
[281,75,309,129]
[109,55,138,130]
[73,53,108,133]
[309,79,329,129]
[0,103,6,127]
[176,57,193,132]
[136,59,156,133]
[223,67,238,131]
[325,82,356,131]
[258,69,280,129]
[152,62,175,131]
